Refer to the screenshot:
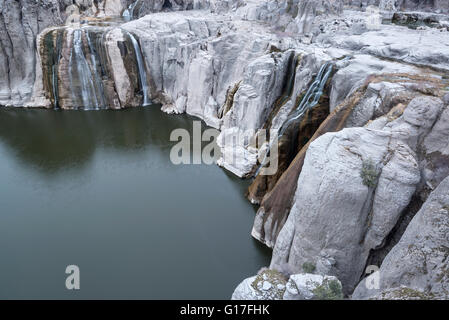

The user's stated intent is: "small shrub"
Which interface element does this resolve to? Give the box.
[360,159,378,188]
[312,279,343,300]
[302,262,316,274]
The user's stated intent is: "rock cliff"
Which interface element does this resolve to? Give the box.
[1,0,449,300]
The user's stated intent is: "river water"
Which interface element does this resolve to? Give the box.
[0,106,270,299]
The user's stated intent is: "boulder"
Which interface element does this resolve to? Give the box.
[283,273,343,300]
[231,269,287,300]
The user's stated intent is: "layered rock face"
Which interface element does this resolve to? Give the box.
[345,0,449,13]
[0,0,140,107]
[270,89,448,293]
[1,0,449,300]
[31,21,151,109]
[0,0,66,106]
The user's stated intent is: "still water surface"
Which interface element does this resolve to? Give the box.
[0,107,270,299]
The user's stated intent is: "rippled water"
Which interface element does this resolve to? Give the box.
[0,106,270,299]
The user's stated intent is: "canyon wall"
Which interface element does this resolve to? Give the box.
[1,0,448,299]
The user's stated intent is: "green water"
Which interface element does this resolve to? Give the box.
[0,106,270,299]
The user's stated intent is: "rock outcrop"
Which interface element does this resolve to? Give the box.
[1,0,449,300]
[270,93,448,294]
[231,268,343,300]
[352,176,449,300]
[0,0,66,106]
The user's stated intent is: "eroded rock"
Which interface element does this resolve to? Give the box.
[353,176,449,300]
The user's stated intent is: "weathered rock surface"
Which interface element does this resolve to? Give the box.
[283,273,343,300]
[2,0,449,301]
[250,58,446,247]
[352,176,449,300]
[231,268,287,300]
[231,268,343,300]
[0,0,66,106]
[344,0,449,13]
[270,94,447,294]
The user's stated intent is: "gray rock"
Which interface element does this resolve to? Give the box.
[353,176,449,300]
[283,273,343,300]
[270,94,447,294]
[231,269,287,300]
[270,125,420,293]
[0,0,67,106]
[232,270,343,300]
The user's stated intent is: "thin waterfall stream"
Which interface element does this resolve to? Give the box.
[254,61,334,177]
[123,0,141,21]
[127,32,151,106]
[71,29,102,110]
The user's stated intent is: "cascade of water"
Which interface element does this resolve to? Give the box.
[254,61,334,177]
[44,16,152,109]
[123,0,140,21]
[71,29,102,109]
[127,32,151,106]
[86,31,107,109]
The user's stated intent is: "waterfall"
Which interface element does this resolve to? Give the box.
[123,0,140,21]
[41,17,151,109]
[278,62,333,138]
[127,32,151,106]
[70,29,104,110]
[86,31,107,109]
[254,62,333,177]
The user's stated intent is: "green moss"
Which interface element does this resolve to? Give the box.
[302,262,316,274]
[312,279,343,300]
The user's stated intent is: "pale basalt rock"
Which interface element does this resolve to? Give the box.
[283,273,343,300]
[121,11,299,127]
[232,270,343,300]
[0,0,66,106]
[329,54,419,112]
[366,96,447,192]
[231,269,287,300]
[270,126,421,294]
[270,94,447,294]
[119,9,308,176]
[250,54,444,249]
[323,21,449,71]
[352,176,449,300]
[344,0,449,13]
[217,51,295,176]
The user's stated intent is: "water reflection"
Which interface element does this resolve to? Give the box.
[0,106,203,175]
[0,106,271,299]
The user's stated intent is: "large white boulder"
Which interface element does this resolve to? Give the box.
[283,273,343,300]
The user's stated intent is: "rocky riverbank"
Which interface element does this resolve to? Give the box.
[1,0,448,300]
